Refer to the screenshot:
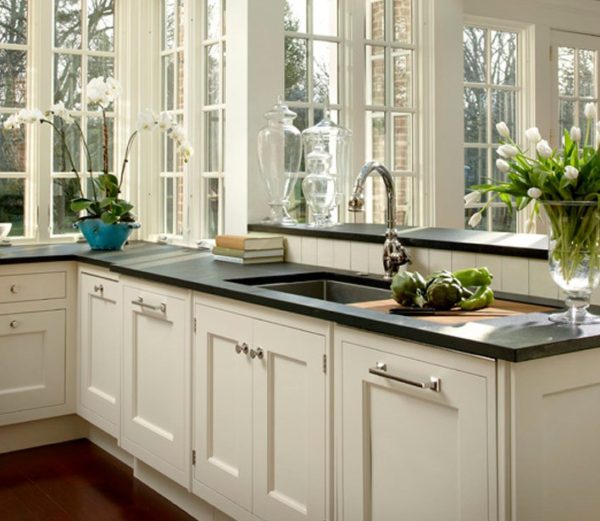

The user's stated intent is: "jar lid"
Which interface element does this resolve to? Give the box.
[264,96,297,121]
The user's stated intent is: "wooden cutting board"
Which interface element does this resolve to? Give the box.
[349,298,555,325]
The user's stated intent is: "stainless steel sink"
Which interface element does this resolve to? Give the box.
[231,273,392,304]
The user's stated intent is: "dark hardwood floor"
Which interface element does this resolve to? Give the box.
[0,439,194,520]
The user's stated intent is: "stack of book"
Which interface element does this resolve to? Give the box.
[212,234,285,264]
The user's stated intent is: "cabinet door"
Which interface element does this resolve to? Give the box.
[122,284,190,487]
[193,304,253,511]
[78,274,121,437]
[0,310,65,415]
[253,320,326,521]
[341,341,492,521]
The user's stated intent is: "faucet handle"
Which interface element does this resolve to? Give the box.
[383,233,410,280]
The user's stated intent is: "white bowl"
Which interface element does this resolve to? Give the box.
[0,223,12,239]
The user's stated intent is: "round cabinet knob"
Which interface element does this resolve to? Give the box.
[235,342,249,355]
[94,284,104,293]
[10,284,19,294]
[250,347,264,360]
[9,320,18,329]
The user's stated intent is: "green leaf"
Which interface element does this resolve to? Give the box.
[70,198,93,212]
[100,212,118,225]
[99,197,115,209]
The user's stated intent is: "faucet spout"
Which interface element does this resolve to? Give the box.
[348,161,410,279]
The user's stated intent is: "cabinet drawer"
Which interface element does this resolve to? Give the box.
[0,272,66,303]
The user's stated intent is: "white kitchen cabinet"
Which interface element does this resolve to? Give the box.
[194,295,328,521]
[122,278,191,488]
[336,326,497,521]
[0,262,75,427]
[78,269,121,438]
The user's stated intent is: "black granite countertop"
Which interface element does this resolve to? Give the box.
[248,223,549,259]
[0,240,597,363]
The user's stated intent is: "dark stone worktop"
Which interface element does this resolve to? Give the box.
[0,240,597,363]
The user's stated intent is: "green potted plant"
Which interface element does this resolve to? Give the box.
[3,76,193,250]
[465,105,600,324]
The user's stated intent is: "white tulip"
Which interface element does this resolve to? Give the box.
[468,212,482,228]
[564,165,579,181]
[496,158,510,173]
[497,144,519,159]
[536,140,553,159]
[525,215,536,234]
[585,102,597,120]
[464,191,481,205]
[570,126,582,142]
[3,113,21,130]
[178,140,194,162]
[137,109,156,131]
[527,187,542,199]
[525,127,542,143]
[157,111,175,131]
[496,122,510,139]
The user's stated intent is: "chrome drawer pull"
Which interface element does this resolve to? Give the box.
[235,342,249,355]
[250,347,264,360]
[369,362,441,393]
[132,297,167,314]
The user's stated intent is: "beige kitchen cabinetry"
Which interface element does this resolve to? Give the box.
[121,277,192,488]
[335,325,498,521]
[0,262,75,426]
[77,268,122,438]
[193,294,329,521]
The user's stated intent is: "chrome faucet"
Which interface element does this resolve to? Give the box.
[348,161,409,280]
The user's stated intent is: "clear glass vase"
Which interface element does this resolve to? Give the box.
[541,201,600,324]
[302,143,336,227]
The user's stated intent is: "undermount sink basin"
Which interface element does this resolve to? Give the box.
[230,272,392,304]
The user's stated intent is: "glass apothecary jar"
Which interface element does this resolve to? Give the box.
[302,109,352,223]
[302,142,336,227]
[257,98,303,225]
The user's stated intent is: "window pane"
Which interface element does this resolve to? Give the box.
[87,0,114,52]
[464,207,486,231]
[367,111,385,163]
[55,0,82,49]
[285,0,306,33]
[463,27,485,83]
[366,45,385,106]
[206,0,221,40]
[175,176,184,234]
[393,48,412,108]
[464,87,487,143]
[177,0,184,47]
[177,51,184,109]
[163,0,175,48]
[285,37,307,102]
[464,147,488,193]
[393,0,411,44]
[54,53,82,109]
[0,115,25,172]
[162,54,174,110]
[578,49,595,98]
[491,31,517,86]
[491,89,516,143]
[205,111,220,172]
[371,176,413,226]
[88,56,114,82]
[0,178,25,236]
[52,177,80,234]
[53,116,81,172]
[558,46,575,96]
[392,113,411,171]
[164,176,173,233]
[492,206,516,232]
[366,0,384,41]
[578,101,595,135]
[0,0,27,45]
[313,41,338,104]
[559,99,575,137]
[206,178,219,238]
[313,0,336,37]
[87,116,113,172]
[162,132,174,172]
[0,49,27,108]
[206,44,220,105]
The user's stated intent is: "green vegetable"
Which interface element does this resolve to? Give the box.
[459,286,494,311]
[453,267,493,287]
[391,271,427,308]
[425,272,464,310]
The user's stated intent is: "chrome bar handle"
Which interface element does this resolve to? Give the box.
[132,297,167,314]
[369,362,441,393]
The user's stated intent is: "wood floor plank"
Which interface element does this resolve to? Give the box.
[0,439,194,520]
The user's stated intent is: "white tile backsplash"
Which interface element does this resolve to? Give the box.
[429,249,452,273]
[368,244,385,275]
[528,259,559,299]
[301,237,318,265]
[501,257,529,295]
[332,240,352,270]
[284,235,302,263]
[451,252,477,271]
[350,242,370,273]
[316,239,335,268]
[409,247,429,273]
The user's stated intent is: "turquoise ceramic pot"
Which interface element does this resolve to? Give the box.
[76,219,141,251]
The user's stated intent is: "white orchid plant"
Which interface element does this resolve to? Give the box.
[465,102,600,232]
[3,77,194,225]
